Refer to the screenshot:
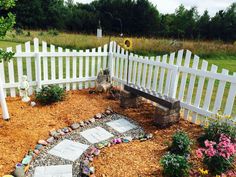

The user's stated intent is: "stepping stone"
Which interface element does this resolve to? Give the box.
[106,118,137,133]
[48,139,89,161]
[80,127,113,144]
[34,164,72,177]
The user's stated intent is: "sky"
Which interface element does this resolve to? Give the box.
[74,0,235,16]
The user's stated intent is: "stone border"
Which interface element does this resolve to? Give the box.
[10,107,153,177]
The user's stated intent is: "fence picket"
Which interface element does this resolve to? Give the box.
[146,57,154,90]
[137,56,142,86]
[50,45,56,81]
[97,47,102,75]
[25,41,33,95]
[42,41,48,82]
[152,56,160,91]
[184,55,199,120]
[213,69,229,113]
[72,49,77,90]
[85,49,89,88]
[128,53,134,84]
[141,57,148,87]
[91,48,96,87]
[119,48,125,81]
[103,44,108,69]
[178,50,191,101]
[16,44,23,84]
[58,47,63,88]
[158,55,167,94]
[79,50,83,89]
[164,53,175,96]
[224,73,236,115]
[132,54,138,85]
[123,50,129,83]
[115,44,120,78]
[65,49,71,90]
[7,47,16,97]
[191,60,208,123]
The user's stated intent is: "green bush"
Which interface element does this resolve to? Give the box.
[48,29,59,36]
[170,131,191,155]
[160,152,190,177]
[199,122,236,146]
[35,85,65,105]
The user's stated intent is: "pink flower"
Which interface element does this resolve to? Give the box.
[196,149,203,158]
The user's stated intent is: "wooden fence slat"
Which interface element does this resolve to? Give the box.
[119,48,125,81]
[184,55,199,120]
[85,49,90,88]
[25,41,33,95]
[91,48,96,87]
[128,53,134,84]
[50,45,56,81]
[42,41,48,82]
[97,47,102,75]
[123,50,129,83]
[202,64,218,112]
[137,56,143,86]
[65,49,70,90]
[146,57,154,90]
[224,73,236,115]
[141,57,148,88]
[132,54,138,85]
[192,60,208,123]
[164,53,175,96]
[152,56,160,91]
[158,55,167,94]
[115,44,120,78]
[103,44,108,69]
[58,47,63,88]
[213,69,229,113]
[178,50,191,101]
[7,47,16,97]
[72,49,77,90]
[16,45,23,84]
[79,50,83,89]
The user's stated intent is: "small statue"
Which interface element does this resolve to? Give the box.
[18,75,30,102]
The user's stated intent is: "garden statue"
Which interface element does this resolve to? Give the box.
[95,68,112,93]
[18,75,30,102]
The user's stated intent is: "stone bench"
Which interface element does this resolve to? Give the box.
[120,84,180,128]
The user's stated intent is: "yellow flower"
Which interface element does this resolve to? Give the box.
[199,168,208,175]
[215,175,221,177]
[123,38,133,50]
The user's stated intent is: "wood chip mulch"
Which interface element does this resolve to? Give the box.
[0,90,204,176]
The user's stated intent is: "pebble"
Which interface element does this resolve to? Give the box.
[82,166,90,175]
[22,155,32,165]
[94,113,102,119]
[79,121,85,127]
[57,129,65,136]
[30,101,36,107]
[71,123,80,130]
[89,118,95,123]
[61,127,70,133]
[49,129,60,138]
[46,137,54,143]
[34,149,40,155]
[35,144,43,150]
[38,140,48,146]
[89,167,95,174]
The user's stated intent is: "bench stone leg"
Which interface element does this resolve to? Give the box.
[154,104,180,128]
[120,90,140,108]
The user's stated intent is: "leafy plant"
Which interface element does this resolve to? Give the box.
[48,29,59,36]
[0,49,15,62]
[196,134,236,175]
[160,152,190,177]
[35,85,66,105]
[198,113,236,146]
[170,131,192,155]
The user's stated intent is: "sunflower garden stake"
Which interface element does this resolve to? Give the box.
[123,38,133,84]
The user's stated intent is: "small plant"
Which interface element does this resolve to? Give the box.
[0,49,15,62]
[170,131,191,155]
[196,134,236,175]
[198,113,236,146]
[48,29,59,36]
[160,152,190,177]
[35,85,65,105]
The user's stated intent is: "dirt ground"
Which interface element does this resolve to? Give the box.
[0,90,203,176]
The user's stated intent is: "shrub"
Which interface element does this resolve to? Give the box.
[35,85,65,105]
[15,27,24,35]
[160,152,190,177]
[198,113,236,146]
[48,29,59,36]
[170,131,191,155]
[196,134,236,175]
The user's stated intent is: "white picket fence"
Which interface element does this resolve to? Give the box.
[0,38,236,123]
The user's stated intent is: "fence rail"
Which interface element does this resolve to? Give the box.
[0,38,235,123]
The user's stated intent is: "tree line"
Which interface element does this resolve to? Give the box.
[11,0,236,41]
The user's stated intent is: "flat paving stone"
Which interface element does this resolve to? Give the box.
[80,126,114,144]
[106,118,137,133]
[34,164,72,177]
[48,139,89,161]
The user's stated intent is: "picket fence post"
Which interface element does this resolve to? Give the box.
[35,53,42,90]
[108,41,114,78]
[0,77,9,120]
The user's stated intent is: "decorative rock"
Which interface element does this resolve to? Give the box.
[61,127,70,133]
[34,149,40,155]
[84,120,90,125]
[82,159,90,166]
[49,129,60,138]
[88,156,93,162]
[82,166,90,176]
[105,109,112,115]
[38,140,48,146]
[30,101,36,107]
[46,136,54,143]
[22,155,32,165]
[89,167,95,174]
[89,118,95,123]
[80,121,85,127]
[57,129,65,136]
[94,113,102,119]
[122,136,133,143]
[71,123,80,130]
[35,144,43,150]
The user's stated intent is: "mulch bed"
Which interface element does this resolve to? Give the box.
[0,90,204,176]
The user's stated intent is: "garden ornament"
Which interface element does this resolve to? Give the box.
[18,75,30,102]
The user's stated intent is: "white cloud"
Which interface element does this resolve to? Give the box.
[74,0,234,16]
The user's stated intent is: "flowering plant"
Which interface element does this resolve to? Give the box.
[196,134,236,175]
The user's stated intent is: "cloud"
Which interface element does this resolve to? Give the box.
[74,0,234,16]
